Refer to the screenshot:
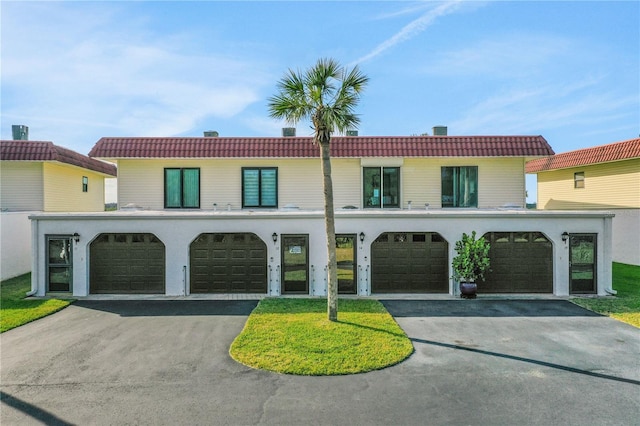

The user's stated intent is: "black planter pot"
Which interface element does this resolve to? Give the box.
[460,282,477,299]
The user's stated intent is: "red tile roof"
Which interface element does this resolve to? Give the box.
[1,140,117,176]
[526,138,640,173]
[89,135,554,159]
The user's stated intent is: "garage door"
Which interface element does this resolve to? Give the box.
[90,233,165,294]
[372,232,448,293]
[190,233,267,293]
[482,232,553,293]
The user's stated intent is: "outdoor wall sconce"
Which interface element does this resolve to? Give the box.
[73,233,80,243]
[561,231,569,243]
[272,233,278,243]
[359,232,365,243]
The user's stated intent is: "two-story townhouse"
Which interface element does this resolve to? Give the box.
[28,133,615,298]
[0,139,117,280]
[526,137,640,266]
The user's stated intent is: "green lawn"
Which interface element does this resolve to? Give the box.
[0,273,73,333]
[230,298,414,375]
[571,262,640,327]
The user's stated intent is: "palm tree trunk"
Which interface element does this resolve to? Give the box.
[319,140,338,321]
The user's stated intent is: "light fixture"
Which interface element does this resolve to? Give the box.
[272,232,278,243]
[561,232,569,243]
[73,233,80,243]
[359,232,365,243]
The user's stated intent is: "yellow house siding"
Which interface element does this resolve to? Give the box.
[118,158,327,210]
[117,157,528,210]
[42,162,106,212]
[118,160,181,210]
[537,158,640,209]
[402,158,525,209]
[0,162,44,211]
[329,159,361,208]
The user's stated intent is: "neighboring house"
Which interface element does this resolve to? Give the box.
[28,132,615,297]
[0,139,117,280]
[526,138,640,266]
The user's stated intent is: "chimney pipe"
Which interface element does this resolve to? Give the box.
[346,130,358,136]
[204,130,219,137]
[12,125,29,141]
[432,126,447,136]
[282,127,296,137]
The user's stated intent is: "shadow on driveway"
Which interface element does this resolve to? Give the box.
[381,299,602,317]
[74,300,259,317]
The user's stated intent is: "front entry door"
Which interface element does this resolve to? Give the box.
[570,234,597,293]
[281,235,309,294]
[47,236,73,292]
[337,234,357,294]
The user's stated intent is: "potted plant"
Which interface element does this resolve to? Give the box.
[451,231,491,298]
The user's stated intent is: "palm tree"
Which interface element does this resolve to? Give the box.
[268,58,369,321]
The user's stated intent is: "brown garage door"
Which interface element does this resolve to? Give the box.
[90,233,165,294]
[190,233,267,293]
[482,232,553,293]
[372,232,448,293]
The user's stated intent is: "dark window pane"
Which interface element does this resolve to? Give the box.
[363,168,381,208]
[260,169,277,207]
[243,169,260,206]
[383,167,400,207]
[165,169,181,208]
[441,166,478,207]
[48,239,70,264]
[182,169,200,208]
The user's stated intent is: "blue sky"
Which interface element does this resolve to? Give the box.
[2,1,639,202]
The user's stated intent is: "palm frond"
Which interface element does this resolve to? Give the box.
[268,58,368,136]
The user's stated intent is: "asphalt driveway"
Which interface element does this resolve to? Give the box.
[1,299,639,425]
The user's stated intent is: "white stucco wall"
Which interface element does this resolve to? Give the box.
[30,209,614,298]
[612,209,640,266]
[1,211,34,280]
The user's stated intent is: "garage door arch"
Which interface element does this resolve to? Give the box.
[371,232,448,293]
[90,233,165,294]
[190,233,267,293]
[482,232,553,293]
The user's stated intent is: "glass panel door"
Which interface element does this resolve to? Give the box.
[337,235,357,294]
[570,234,596,293]
[47,236,73,292]
[281,235,308,294]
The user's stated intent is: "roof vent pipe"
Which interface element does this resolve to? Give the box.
[12,125,29,141]
[346,130,358,136]
[204,131,219,137]
[282,127,296,137]
[432,126,447,136]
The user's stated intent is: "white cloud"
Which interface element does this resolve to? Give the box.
[449,79,638,136]
[423,33,573,78]
[1,2,268,150]
[352,0,468,65]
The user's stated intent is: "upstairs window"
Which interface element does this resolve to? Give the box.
[442,166,478,208]
[363,167,400,208]
[574,172,585,189]
[165,168,200,208]
[242,167,277,208]
[82,176,88,192]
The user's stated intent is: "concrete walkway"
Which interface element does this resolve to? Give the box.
[1,299,639,425]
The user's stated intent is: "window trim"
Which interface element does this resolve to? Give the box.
[46,235,73,293]
[574,171,585,189]
[242,167,278,208]
[164,168,201,209]
[441,166,479,208]
[362,166,401,209]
